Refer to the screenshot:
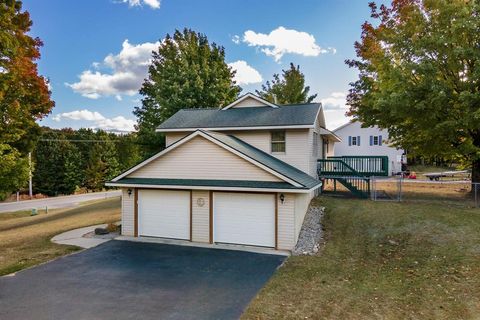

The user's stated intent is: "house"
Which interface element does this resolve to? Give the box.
[333,121,405,175]
[106,93,339,251]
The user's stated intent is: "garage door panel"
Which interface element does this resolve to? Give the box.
[214,192,275,247]
[138,190,190,240]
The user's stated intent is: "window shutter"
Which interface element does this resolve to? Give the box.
[370,135,373,146]
[379,135,383,146]
[357,136,361,146]
[348,136,352,146]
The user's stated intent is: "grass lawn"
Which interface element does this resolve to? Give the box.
[0,197,120,276]
[243,197,480,319]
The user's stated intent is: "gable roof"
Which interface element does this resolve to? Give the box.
[108,130,321,192]
[221,92,278,110]
[333,120,356,132]
[156,103,322,132]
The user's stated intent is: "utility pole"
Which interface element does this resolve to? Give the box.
[29,152,33,199]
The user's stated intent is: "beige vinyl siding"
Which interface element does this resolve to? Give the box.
[232,130,311,174]
[191,190,210,243]
[129,136,281,182]
[294,193,311,242]
[231,96,269,108]
[165,132,188,147]
[121,188,135,236]
[277,193,296,250]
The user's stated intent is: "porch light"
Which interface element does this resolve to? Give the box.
[127,188,133,197]
[279,193,285,204]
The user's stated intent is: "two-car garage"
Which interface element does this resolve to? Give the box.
[137,189,276,248]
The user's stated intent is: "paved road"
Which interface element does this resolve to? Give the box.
[0,241,285,320]
[0,190,121,213]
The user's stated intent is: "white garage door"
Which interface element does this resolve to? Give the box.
[138,190,190,240]
[213,192,275,247]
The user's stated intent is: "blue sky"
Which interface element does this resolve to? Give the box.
[23,0,382,131]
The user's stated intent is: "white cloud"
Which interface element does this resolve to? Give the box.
[321,92,348,110]
[320,92,351,130]
[228,60,263,85]
[67,39,159,99]
[240,26,335,62]
[52,109,136,132]
[120,0,160,9]
[232,35,240,44]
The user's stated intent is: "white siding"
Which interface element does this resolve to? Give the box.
[121,188,135,236]
[277,193,295,250]
[192,190,210,243]
[334,122,405,175]
[129,136,281,182]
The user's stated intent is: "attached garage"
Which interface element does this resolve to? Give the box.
[107,130,322,251]
[213,192,275,248]
[138,189,190,240]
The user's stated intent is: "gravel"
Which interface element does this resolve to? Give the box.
[292,206,325,256]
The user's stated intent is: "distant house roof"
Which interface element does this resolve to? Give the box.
[107,130,321,192]
[156,103,322,132]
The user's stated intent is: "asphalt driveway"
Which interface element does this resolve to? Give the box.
[0,241,285,320]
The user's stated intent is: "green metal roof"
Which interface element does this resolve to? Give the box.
[201,130,320,189]
[156,103,321,130]
[108,178,302,189]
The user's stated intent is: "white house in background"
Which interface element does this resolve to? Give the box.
[333,121,405,175]
[106,93,340,251]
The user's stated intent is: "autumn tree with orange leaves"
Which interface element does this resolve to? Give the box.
[0,0,54,199]
[347,0,480,184]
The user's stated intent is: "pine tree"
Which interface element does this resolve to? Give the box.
[256,63,317,104]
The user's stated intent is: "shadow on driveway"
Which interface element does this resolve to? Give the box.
[0,240,285,320]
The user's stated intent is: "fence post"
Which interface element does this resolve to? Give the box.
[398,177,403,202]
[475,183,478,208]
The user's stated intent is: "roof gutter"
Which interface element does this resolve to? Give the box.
[156,124,314,133]
[105,182,321,193]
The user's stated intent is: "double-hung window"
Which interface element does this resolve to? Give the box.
[271,131,286,153]
[349,136,360,146]
[370,135,383,146]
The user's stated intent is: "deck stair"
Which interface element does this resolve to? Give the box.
[317,156,388,198]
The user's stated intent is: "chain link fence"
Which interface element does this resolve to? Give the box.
[370,176,480,207]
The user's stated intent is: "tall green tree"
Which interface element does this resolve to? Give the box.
[256,63,317,104]
[0,0,54,198]
[33,129,82,196]
[134,28,241,155]
[346,0,480,183]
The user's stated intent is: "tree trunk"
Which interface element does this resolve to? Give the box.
[471,158,480,192]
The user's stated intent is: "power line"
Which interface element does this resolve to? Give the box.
[38,139,122,143]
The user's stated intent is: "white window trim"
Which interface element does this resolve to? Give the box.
[271,130,286,154]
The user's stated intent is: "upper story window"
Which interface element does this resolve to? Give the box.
[349,136,360,146]
[271,131,286,153]
[370,135,383,146]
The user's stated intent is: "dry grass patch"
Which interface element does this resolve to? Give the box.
[0,198,120,276]
[243,197,480,319]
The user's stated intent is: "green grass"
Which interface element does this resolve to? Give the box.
[0,198,121,276]
[243,197,480,319]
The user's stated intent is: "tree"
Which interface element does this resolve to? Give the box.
[346,0,480,184]
[33,128,81,196]
[0,0,54,197]
[134,28,241,155]
[256,63,317,104]
[0,144,29,200]
[116,133,143,171]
